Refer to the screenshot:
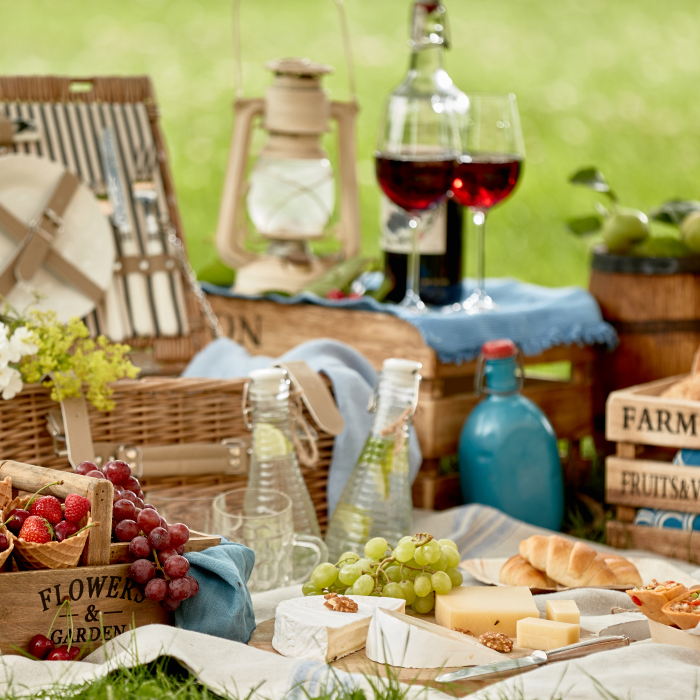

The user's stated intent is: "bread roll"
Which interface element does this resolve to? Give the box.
[519,535,619,588]
[499,554,554,588]
[603,554,642,587]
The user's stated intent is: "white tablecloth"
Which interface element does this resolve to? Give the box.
[2,504,699,699]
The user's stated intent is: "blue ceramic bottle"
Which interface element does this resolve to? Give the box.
[458,339,564,530]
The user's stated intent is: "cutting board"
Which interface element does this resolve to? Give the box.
[248,613,592,696]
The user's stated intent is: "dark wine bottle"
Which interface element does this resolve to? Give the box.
[383,198,463,305]
[379,1,466,307]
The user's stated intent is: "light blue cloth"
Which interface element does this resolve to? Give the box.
[182,338,422,517]
[175,538,256,643]
[202,278,617,364]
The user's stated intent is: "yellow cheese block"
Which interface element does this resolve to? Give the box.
[435,586,539,637]
[546,600,580,625]
[517,617,580,651]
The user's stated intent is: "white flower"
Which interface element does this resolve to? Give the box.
[7,326,38,363]
[0,323,8,342]
[0,366,23,400]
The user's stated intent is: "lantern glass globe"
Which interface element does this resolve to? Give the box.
[247,157,336,240]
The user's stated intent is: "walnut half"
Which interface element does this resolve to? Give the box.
[323,592,359,613]
[479,632,513,653]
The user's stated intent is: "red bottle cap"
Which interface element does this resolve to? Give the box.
[481,339,517,359]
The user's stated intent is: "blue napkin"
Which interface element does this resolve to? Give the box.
[175,539,256,643]
[182,337,422,517]
[202,278,617,364]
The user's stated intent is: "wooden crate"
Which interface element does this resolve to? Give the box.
[605,375,700,561]
[0,460,220,655]
[207,295,600,508]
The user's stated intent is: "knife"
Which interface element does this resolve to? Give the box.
[435,635,630,683]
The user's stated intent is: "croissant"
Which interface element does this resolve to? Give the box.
[499,554,555,588]
[603,554,642,587]
[519,535,620,588]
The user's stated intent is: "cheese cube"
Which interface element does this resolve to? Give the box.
[546,600,580,625]
[517,617,580,651]
[435,586,539,637]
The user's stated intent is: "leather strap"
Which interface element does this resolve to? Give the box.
[93,441,249,478]
[0,180,103,302]
[59,394,95,468]
[0,118,13,147]
[115,254,177,276]
[274,360,345,436]
[16,171,80,283]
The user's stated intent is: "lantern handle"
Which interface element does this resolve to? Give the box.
[231,0,357,104]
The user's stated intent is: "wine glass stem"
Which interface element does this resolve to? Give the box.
[473,209,487,300]
[406,218,421,302]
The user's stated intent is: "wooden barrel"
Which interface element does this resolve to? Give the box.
[589,248,700,394]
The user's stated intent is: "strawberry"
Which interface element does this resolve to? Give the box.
[19,516,53,544]
[29,496,63,525]
[64,494,91,524]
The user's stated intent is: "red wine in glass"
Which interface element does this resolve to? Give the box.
[452,153,523,210]
[375,154,454,212]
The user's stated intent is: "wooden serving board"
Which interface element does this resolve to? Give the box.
[248,614,576,697]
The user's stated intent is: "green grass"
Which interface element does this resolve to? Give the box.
[2,0,700,287]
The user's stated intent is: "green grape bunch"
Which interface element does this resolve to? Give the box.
[303,533,463,615]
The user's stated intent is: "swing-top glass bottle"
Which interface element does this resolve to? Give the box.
[325,358,422,561]
[245,368,322,540]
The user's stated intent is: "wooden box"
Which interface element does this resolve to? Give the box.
[605,375,700,561]
[207,295,601,509]
[0,460,219,655]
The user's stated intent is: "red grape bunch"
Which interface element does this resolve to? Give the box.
[74,460,198,610]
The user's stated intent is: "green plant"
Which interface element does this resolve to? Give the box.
[0,306,138,411]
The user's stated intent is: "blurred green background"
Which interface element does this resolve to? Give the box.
[2,0,699,288]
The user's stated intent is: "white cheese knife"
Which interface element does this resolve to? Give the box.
[435,635,630,683]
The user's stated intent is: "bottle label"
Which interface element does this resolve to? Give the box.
[380,196,447,255]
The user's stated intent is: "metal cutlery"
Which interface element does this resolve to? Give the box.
[435,635,630,683]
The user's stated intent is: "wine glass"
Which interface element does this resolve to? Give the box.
[451,93,525,313]
[375,94,457,313]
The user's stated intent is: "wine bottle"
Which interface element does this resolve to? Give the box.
[380,1,466,307]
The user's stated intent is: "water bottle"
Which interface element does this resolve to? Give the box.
[245,368,322,540]
[458,340,564,531]
[325,358,421,562]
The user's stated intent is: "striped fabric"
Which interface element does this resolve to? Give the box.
[0,100,188,339]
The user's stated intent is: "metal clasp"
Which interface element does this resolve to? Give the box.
[221,437,249,475]
[475,346,525,397]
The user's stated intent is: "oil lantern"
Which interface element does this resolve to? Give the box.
[216,57,361,295]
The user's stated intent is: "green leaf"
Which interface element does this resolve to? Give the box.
[566,215,603,236]
[569,167,617,202]
[649,199,700,227]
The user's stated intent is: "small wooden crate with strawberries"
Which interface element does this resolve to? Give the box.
[605,359,700,561]
[0,460,219,657]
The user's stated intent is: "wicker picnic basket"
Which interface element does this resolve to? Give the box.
[0,75,216,373]
[0,76,335,531]
[0,378,334,531]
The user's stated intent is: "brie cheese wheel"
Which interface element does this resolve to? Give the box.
[581,613,650,641]
[366,608,505,668]
[272,595,405,663]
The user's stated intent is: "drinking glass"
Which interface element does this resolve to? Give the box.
[374,92,458,313]
[212,487,327,593]
[146,484,225,534]
[451,93,525,313]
